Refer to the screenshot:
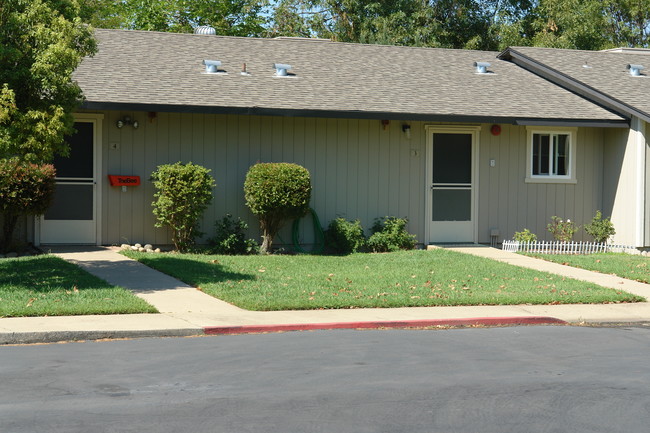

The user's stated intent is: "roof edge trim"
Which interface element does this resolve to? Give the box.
[80,101,628,126]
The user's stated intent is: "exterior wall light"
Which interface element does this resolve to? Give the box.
[116,116,139,129]
[402,124,411,139]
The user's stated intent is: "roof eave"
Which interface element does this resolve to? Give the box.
[80,101,628,127]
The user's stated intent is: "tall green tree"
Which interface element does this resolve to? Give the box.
[498,0,650,50]
[80,0,270,36]
[269,0,533,50]
[1,0,95,251]
[0,0,97,162]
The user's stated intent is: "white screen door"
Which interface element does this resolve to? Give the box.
[40,121,97,244]
[427,130,477,243]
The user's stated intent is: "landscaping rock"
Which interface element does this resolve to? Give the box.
[154,248,161,253]
[145,248,154,253]
[121,243,130,250]
[144,244,153,250]
[131,246,138,251]
[135,243,142,249]
[138,247,146,252]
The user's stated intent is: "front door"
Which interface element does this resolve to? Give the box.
[40,121,97,244]
[427,128,478,243]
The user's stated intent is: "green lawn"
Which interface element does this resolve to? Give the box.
[523,252,650,283]
[0,255,157,318]
[122,249,643,310]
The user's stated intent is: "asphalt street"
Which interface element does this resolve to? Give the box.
[2,326,650,433]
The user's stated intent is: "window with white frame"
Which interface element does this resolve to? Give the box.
[526,128,576,183]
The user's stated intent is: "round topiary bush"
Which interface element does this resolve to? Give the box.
[244,163,311,254]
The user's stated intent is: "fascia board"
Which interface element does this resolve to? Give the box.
[80,101,627,126]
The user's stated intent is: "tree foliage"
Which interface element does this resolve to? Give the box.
[77,0,650,50]
[0,0,97,163]
[79,0,269,36]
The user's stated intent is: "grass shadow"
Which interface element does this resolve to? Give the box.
[132,255,256,288]
[0,256,114,293]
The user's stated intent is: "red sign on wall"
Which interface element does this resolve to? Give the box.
[108,175,141,186]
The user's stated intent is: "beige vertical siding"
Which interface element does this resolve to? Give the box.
[604,123,648,247]
[477,125,605,243]
[95,110,607,247]
[98,112,426,246]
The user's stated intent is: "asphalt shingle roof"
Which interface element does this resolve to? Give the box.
[74,29,625,122]
[502,46,650,121]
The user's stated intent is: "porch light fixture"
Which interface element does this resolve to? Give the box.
[627,64,644,76]
[116,116,138,129]
[402,124,411,139]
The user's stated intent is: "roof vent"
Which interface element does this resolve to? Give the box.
[474,61,491,74]
[274,63,292,76]
[627,64,644,76]
[203,60,222,73]
[195,25,216,35]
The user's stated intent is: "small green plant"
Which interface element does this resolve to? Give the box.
[325,217,366,254]
[151,162,216,252]
[547,216,580,242]
[367,217,417,252]
[584,210,616,243]
[244,162,311,254]
[513,229,537,243]
[208,214,258,255]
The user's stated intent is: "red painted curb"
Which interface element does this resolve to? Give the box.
[204,316,567,335]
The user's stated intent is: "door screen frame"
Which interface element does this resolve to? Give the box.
[36,113,104,246]
[425,125,480,244]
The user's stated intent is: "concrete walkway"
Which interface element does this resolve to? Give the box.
[2,245,650,344]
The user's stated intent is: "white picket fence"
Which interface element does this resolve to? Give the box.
[502,240,639,255]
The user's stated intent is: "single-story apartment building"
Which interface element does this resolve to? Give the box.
[28,28,650,248]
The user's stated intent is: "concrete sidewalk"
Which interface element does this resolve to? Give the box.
[2,245,650,344]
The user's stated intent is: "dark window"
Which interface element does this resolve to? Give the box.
[532,133,570,177]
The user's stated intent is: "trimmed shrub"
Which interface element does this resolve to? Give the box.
[584,210,616,243]
[209,214,258,255]
[244,163,311,254]
[0,158,56,253]
[513,229,537,243]
[325,217,366,254]
[547,216,580,242]
[367,216,417,252]
[151,162,216,252]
